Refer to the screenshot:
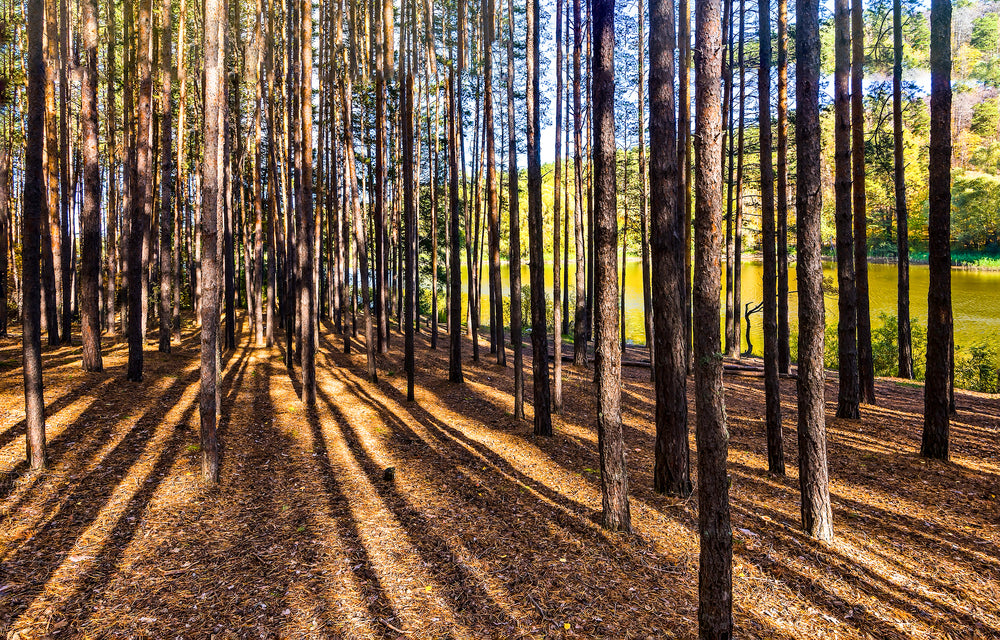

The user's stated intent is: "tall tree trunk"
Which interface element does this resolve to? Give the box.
[759,0,783,474]
[298,0,316,402]
[127,0,154,382]
[894,0,912,380]
[693,0,733,628]
[80,0,103,371]
[921,0,951,460]
[776,0,790,374]
[722,0,734,358]
[201,0,223,483]
[526,0,552,436]
[448,68,464,384]
[374,0,391,353]
[252,0,265,347]
[796,0,834,541]
[105,0,118,339]
[506,0,522,415]
[834,0,859,419]
[650,0,690,498]
[552,0,563,408]
[403,1,416,401]
[733,1,745,356]
[58,0,71,343]
[593,0,630,533]
[23,0,47,469]
[43,0,59,345]
[680,0,692,372]
[0,148,7,338]
[853,0,874,404]
[638,0,652,377]
[572,0,586,366]
[485,0,504,368]
[158,0,174,354]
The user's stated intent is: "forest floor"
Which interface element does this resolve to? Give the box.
[1,315,999,639]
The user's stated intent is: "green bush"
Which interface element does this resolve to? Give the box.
[870,313,928,380]
[956,338,1000,393]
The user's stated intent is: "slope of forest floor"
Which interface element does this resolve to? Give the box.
[1,315,998,639]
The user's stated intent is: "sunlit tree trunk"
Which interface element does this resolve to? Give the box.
[506,0,522,415]
[42,0,59,345]
[572,0,586,367]
[105,0,118,339]
[58,0,71,343]
[0,148,8,338]
[158,0,174,354]
[796,0,834,541]
[776,0,790,374]
[922,0,951,460]
[853,0,874,404]
[485,0,504,368]
[448,68,464,384]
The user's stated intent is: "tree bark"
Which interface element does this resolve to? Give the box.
[853,0,875,404]
[0,148,8,338]
[834,0,859,419]
[81,0,103,371]
[526,0,552,436]
[485,0,504,368]
[693,0,733,628]
[893,0,912,380]
[922,0,951,461]
[24,0,47,469]
[448,69,464,384]
[759,0,783,474]
[158,0,174,354]
[776,0,790,374]
[127,0,154,382]
[506,0,522,415]
[593,0,630,533]
[796,0,834,541]
[299,0,316,403]
[572,0,586,367]
[649,0,690,498]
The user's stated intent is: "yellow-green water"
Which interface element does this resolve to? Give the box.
[455,260,1000,353]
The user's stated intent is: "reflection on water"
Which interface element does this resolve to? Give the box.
[456,260,1000,352]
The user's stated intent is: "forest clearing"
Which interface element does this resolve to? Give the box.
[2,319,998,639]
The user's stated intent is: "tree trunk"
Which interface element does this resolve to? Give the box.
[649,0,691,498]
[105,0,118,339]
[638,0,652,379]
[448,69,464,384]
[299,0,316,403]
[693,0,733,628]
[853,0,874,404]
[127,0,154,382]
[0,148,8,338]
[572,0,586,367]
[24,0,47,469]
[680,0,692,373]
[58,0,71,344]
[485,0,504,368]
[776,0,790,374]
[593,0,630,533]
[43,0,59,345]
[796,0,834,541]
[921,0,951,461]
[834,0,859,419]
[158,0,174,354]
[733,2,745,356]
[80,0,103,371]
[759,0,783,474]
[201,0,223,483]
[893,0,912,380]
[722,0,734,358]
[506,0,522,415]
[403,1,416,401]
[526,0,552,437]
[552,0,563,408]
[374,0,390,353]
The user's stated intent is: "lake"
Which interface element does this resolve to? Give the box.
[457,260,1000,353]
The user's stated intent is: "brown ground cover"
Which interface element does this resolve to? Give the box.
[1,316,998,639]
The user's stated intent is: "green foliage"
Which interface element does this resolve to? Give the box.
[972,14,1000,52]
[870,313,928,380]
[951,171,1000,251]
[956,338,1000,393]
[972,99,1000,137]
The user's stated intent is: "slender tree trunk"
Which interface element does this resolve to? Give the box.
[893,0,912,380]
[506,0,522,415]
[796,0,834,541]
[722,0,734,358]
[693,0,733,627]
[552,0,563,408]
[24,0,47,469]
[853,0,874,404]
[448,68,464,384]
[158,0,174,354]
[649,0,690,498]
[251,0,264,347]
[527,0,552,436]
[298,0,316,402]
[201,0,223,483]
[105,0,118,339]
[680,0,692,373]
[403,1,416,401]
[58,0,71,344]
[43,0,59,345]
[922,0,951,460]
[374,0,389,353]
[572,0,586,366]
[776,0,790,374]
[127,0,154,382]
[80,0,103,371]
[0,148,7,338]
[759,0,783,474]
[593,0,630,533]
[834,0,859,419]
[733,2,745,356]
[173,0,186,343]
[638,0,652,377]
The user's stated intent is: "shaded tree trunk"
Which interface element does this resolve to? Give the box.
[572,0,586,367]
[777,0,790,374]
[0,148,7,338]
[448,68,463,384]
[506,0,522,415]
[921,0,951,460]
[853,0,875,404]
[796,0,834,541]
[593,0,630,533]
[527,0,552,436]
[80,0,103,371]
[759,0,783,474]
[23,0,47,469]
[649,0,691,498]
[485,0,504,368]
[158,0,174,354]
[893,0,912,380]
[693,0,733,628]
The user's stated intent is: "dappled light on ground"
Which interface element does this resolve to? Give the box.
[1,315,998,638]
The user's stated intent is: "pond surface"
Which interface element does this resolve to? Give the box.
[458,260,1000,354]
